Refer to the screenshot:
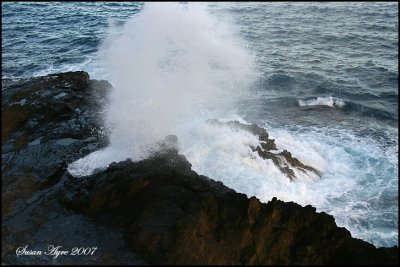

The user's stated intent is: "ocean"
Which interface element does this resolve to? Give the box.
[2,2,398,248]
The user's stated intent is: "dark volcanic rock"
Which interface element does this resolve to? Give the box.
[2,71,110,220]
[60,151,398,265]
[2,72,146,265]
[207,119,321,180]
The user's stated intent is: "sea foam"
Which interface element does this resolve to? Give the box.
[298,96,345,108]
[180,117,398,247]
[67,2,258,177]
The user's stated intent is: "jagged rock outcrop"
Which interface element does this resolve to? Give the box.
[59,150,398,265]
[207,119,321,180]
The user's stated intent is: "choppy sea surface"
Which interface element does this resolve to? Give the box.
[2,2,398,247]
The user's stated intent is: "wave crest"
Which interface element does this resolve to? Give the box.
[298,96,345,108]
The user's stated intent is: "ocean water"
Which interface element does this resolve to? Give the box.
[2,2,398,248]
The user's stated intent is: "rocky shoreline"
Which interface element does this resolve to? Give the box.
[2,71,398,265]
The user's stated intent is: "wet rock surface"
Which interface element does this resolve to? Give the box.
[207,119,321,180]
[2,72,145,265]
[2,71,398,265]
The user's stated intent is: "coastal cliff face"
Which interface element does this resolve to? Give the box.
[60,151,398,265]
[2,72,398,265]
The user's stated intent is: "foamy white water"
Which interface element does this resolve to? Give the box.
[67,2,398,248]
[176,116,398,247]
[298,96,345,108]
[68,2,257,176]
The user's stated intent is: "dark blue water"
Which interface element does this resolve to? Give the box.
[220,2,398,128]
[2,2,398,247]
[2,2,142,78]
[2,2,397,124]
